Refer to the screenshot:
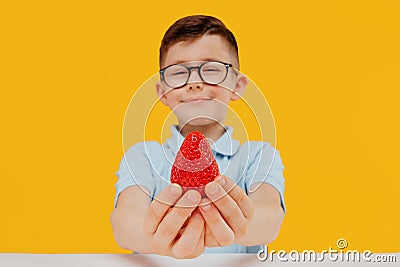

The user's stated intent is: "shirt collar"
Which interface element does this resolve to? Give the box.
[167,125,240,157]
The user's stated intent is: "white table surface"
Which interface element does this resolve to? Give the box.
[0,253,398,267]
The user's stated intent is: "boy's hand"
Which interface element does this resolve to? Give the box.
[198,175,254,247]
[142,184,205,259]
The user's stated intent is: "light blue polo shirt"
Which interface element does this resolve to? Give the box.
[114,125,286,253]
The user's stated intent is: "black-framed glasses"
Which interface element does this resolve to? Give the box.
[159,61,233,89]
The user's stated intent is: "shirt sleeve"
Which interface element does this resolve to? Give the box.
[245,142,286,213]
[114,142,155,208]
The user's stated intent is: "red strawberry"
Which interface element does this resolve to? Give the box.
[170,131,220,197]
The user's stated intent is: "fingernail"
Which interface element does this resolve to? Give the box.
[201,203,211,211]
[169,183,181,196]
[208,183,218,195]
[187,191,199,203]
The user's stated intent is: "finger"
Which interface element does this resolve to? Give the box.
[198,198,234,246]
[204,223,219,247]
[174,216,190,242]
[143,183,182,235]
[204,181,248,237]
[154,190,201,249]
[215,175,254,219]
[172,210,204,258]
[187,222,205,258]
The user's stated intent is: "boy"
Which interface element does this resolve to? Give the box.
[110,15,285,259]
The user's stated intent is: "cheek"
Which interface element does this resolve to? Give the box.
[164,91,182,106]
[212,87,234,103]
[219,73,237,90]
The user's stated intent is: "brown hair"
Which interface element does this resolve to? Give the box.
[159,15,239,68]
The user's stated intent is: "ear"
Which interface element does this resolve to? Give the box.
[156,81,169,106]
[231,73,248,101]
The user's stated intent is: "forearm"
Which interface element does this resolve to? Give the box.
[236,202,284,246]
[235,183,285,246]
[110,186,156,253]
[110,206,155,253]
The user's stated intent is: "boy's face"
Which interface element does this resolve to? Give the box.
[156,34,248,127]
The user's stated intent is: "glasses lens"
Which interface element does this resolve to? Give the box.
[164,65,189,88]
[200,62,227,84]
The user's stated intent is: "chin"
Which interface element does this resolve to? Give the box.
[185,117,217,126]
[176,114,225,127]
[172,101,228,126]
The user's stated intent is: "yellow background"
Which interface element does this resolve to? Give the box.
[1,0,399,253]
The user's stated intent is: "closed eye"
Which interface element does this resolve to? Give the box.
[171,71,188,76]
[202,68,221,72]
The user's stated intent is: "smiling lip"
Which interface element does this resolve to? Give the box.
[183,97,211,103]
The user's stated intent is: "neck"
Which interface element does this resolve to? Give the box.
[178,121,226,142]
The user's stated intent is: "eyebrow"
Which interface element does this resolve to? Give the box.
[170,58,224,65]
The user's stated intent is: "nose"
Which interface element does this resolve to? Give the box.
[186,68,204,90]
[187,82,204,91]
